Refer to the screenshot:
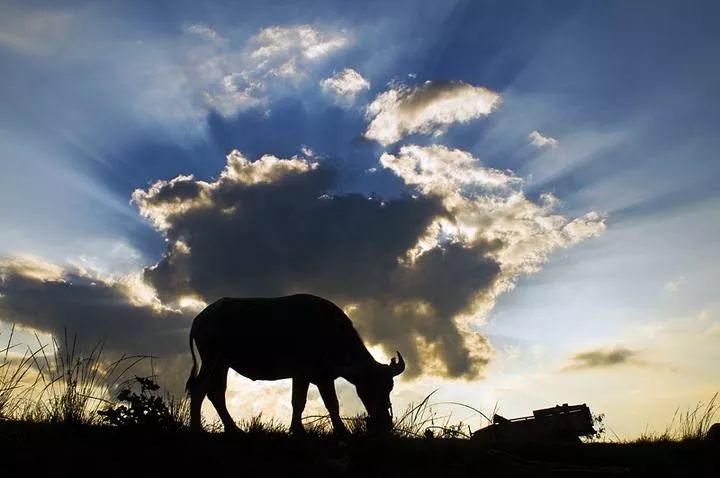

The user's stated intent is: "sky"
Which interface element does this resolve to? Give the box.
[0,0,719,438]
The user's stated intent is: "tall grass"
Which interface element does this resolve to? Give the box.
[637,392,719,442]
[0,325,44,419]
[28,331,148,425]
[0,326,189,428]
[392,390,497,439]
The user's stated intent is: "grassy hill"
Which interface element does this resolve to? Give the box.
[1,331,718,477]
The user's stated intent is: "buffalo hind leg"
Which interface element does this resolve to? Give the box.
[290,377,309,435]
[207,366,240,433]
[317,380,349,436]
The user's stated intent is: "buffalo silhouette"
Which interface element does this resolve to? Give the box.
[186,294,405,435]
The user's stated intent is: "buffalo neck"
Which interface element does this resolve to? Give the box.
[340,346,380,385]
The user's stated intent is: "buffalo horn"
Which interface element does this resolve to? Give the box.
[389,351,405,376]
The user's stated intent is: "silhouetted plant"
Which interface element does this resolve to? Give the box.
[98,375,187,429]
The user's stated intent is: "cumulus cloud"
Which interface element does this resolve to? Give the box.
[380,145,605,282]
[125,145,603,378]
[134,151,489,376]
[564,346,642,371]
[0,140,605,380]
[0,143,604,380]
[364,81,501,146]
[529,130,559,149]
[379,146,606,366]
[131,151,317,231]
[320,68,370,104]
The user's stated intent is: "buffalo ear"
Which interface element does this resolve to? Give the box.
[389,351,405,376]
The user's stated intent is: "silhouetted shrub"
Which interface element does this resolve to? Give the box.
[99,376,186,430]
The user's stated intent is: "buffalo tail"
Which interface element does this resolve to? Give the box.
[185,323,198,394]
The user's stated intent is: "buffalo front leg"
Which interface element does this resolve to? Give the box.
[290,377,309,435]
[317,380,349,436]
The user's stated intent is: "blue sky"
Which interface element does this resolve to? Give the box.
[1,0,719,437]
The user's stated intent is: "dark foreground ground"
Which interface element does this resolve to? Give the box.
[0,421,717,477]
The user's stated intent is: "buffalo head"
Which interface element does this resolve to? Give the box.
[354,351,405,433]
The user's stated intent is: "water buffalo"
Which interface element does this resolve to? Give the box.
[186,294,405,435]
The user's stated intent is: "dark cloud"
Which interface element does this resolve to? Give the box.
[0,262,196,393]
[0,269,191,358]
[139,155,501,378]
[346,243,499,377]
[564,346,641,371]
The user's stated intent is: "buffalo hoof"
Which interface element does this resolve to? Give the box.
[225,424,244,435]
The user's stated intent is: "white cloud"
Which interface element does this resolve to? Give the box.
[191,25,349,117]
[249,25,347,62]
[300,145,315,158]
[199,72,265,117]
[380,144,519,198]
[320,68,370,104]
[364,81,501,146]
[529,130,559,149]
